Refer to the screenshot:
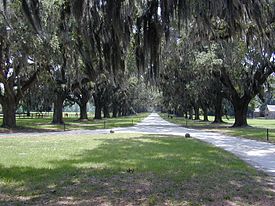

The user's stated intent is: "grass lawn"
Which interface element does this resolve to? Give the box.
[0,113,149,133]
[160,113,275,144]
[0,133,274,205]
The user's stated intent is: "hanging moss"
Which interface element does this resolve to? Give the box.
[20,0,273,81]
[22,0,42,34]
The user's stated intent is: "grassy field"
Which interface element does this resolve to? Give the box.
[0,113,149,133]
[160,113,275,143]
[0,133,274,205]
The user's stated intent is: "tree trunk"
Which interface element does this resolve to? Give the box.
[52,98,64,124]
[103,105,110,118]
[233,100,249,127]
[79,102,88,120]
[118,106,122,117]
[185,112,188,119]
[94,97,102,119]
[26,109,31,117]
[194,105,200,120]
[176,107,184,117]
[112,103,118,118]
[94,105,102,119]
[122,107,128,116]
[188,109,193,119]
[2,99,16,128]
[93,91,103,120]
[202,107,209,121]
[213,95,224,123]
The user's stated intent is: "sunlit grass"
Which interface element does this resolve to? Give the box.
[160,113,275,143]
[0,133,273,205]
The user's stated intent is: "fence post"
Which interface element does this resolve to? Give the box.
[267,129,269,142]
[63,122,66,131]
[132,119,134,125]
[104,121,106,129]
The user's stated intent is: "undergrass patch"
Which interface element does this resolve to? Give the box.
[0,133,274,205]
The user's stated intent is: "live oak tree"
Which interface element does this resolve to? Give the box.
[50,47,80,124]
[70,77,92,121]
[46,1,81,124]
[193,46,226,123]
[213,41,275,127]
[185,41,275,127]
[0,1,46,128]
[92,73,113,119]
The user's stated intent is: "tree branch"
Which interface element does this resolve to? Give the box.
[16,70,39,102]
[214,67,239,102]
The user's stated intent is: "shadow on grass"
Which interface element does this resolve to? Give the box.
[0,127,65,134]
[0,114,147,134]
[0,135,274,205]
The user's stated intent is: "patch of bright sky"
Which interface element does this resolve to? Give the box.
[271,53,275,62]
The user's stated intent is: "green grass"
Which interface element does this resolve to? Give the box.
[0,113,149,133]
[160,113,275,143]
[0,133,274,205]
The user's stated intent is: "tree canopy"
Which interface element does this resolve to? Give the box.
[0,0,274,128]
